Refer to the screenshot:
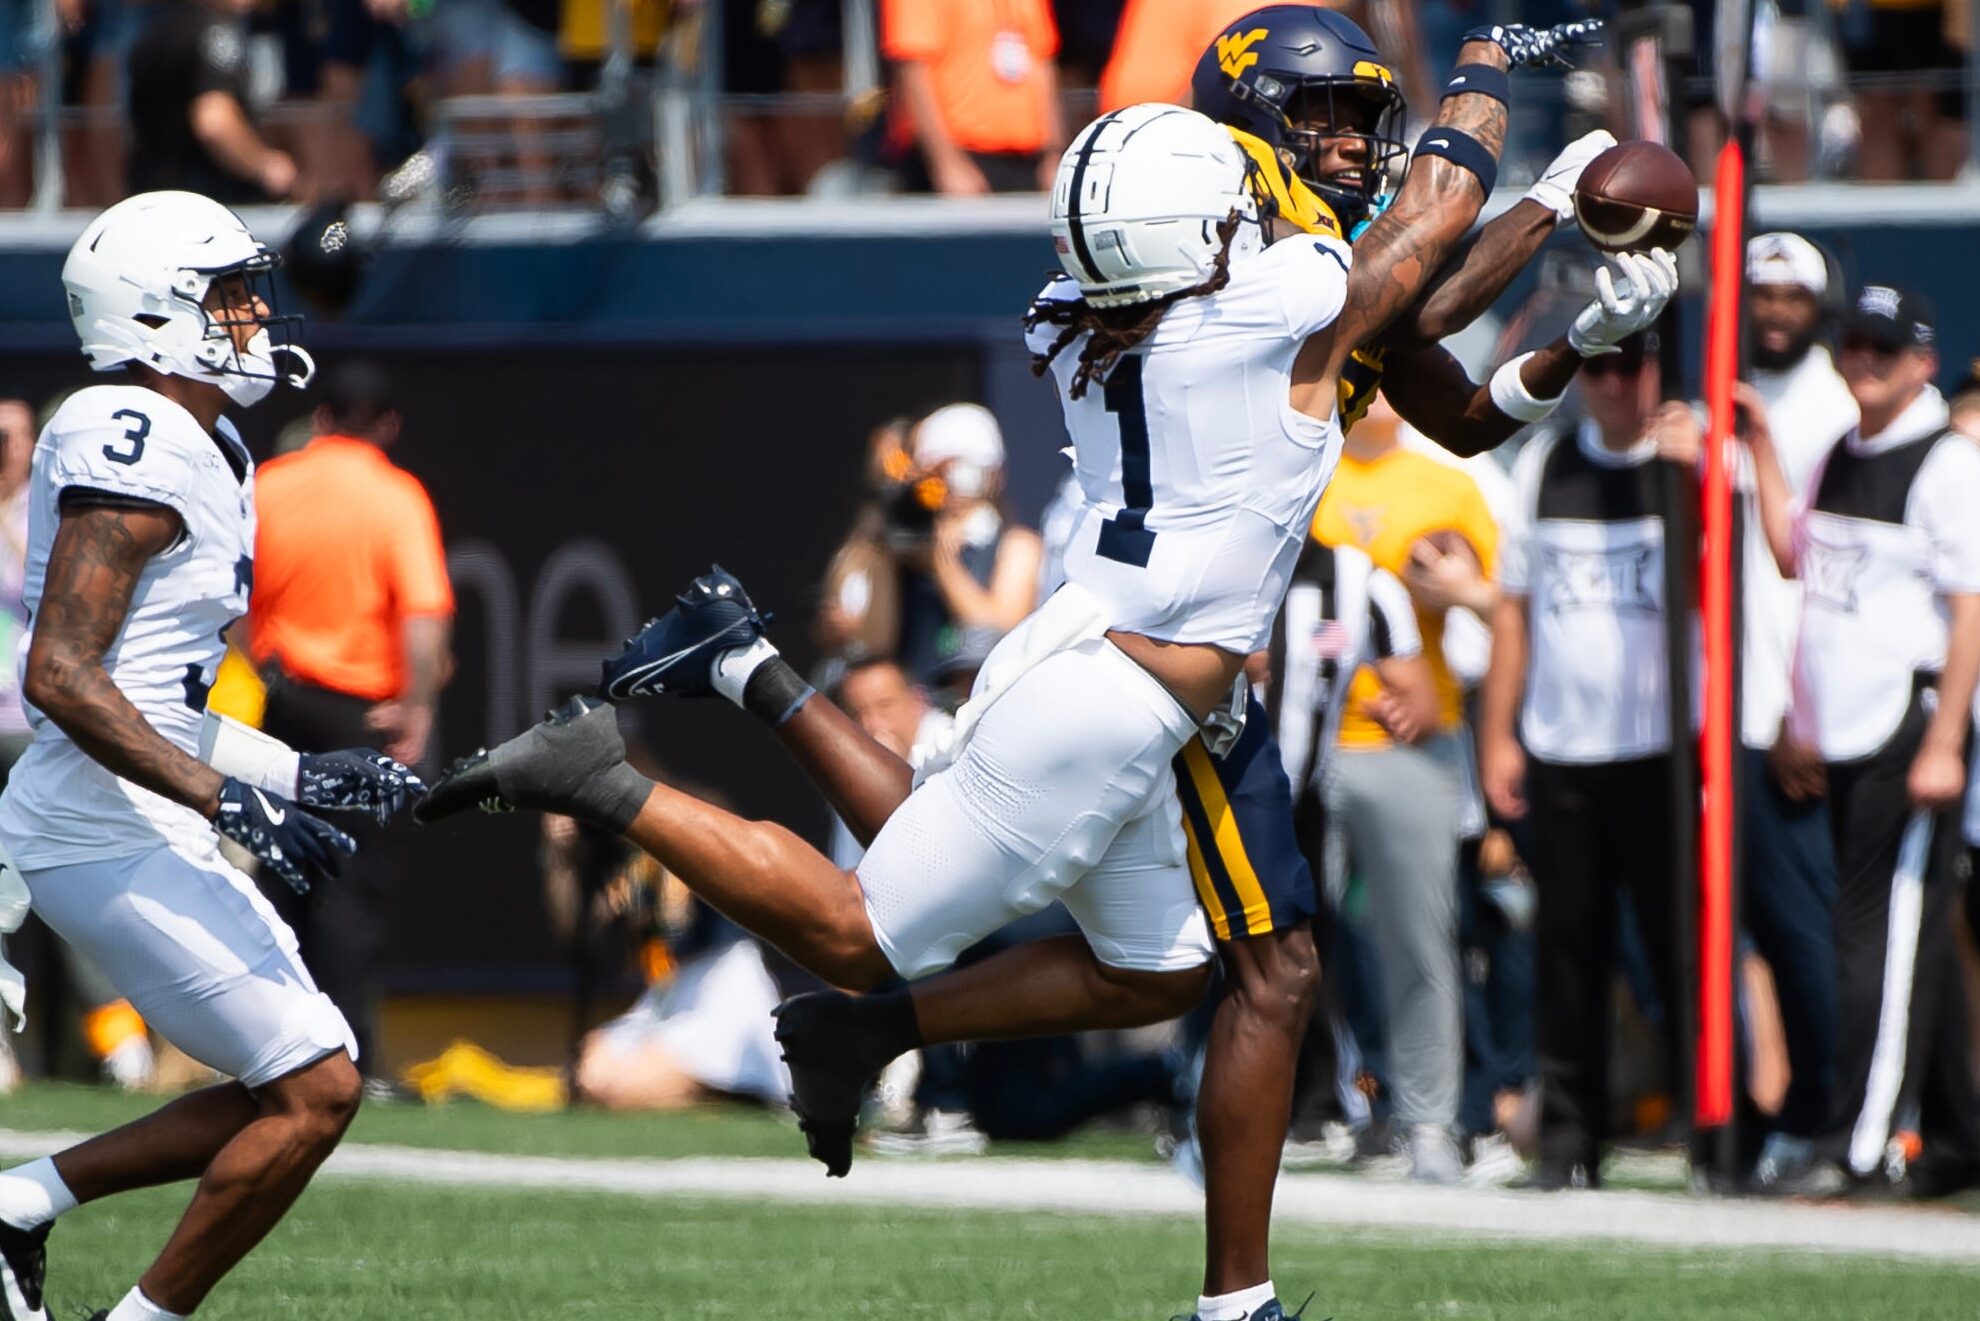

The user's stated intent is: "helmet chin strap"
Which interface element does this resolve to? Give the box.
[271,344,316,389]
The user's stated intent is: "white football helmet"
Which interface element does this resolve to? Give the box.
[62,191,315,407]
[1050,104,1261,309]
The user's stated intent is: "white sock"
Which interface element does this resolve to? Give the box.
[710,635,779,707]
[1195,1282,1277,1321]
[0,1157,77,1230]
[106,1286,186,1321]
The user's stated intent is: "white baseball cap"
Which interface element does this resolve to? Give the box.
[913,403,1005,473]
[1746,232,1828,295]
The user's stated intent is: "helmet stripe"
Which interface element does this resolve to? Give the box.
[1064,109,1130,286]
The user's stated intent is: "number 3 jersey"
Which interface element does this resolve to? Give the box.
[1026,232,1351,654]
[0,384,255,869]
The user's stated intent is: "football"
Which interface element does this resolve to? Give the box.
[1572,140,1699,254]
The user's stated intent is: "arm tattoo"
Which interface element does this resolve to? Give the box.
[1383,200,1555,349]
[1329,41,1511,365]
[25,503,225,817]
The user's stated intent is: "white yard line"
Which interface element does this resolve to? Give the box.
[1,1127,1974,1263]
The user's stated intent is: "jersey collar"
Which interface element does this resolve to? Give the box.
[1575,416,1658,468]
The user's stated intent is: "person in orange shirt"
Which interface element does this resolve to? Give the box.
[249,360,454,1079]
[882,0,1066,194]
[1311,391,1499,1184]
[1097,0,1264,111]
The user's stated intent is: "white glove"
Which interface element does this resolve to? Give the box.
[1524,129,1617,223]
[1568,249,1679,357]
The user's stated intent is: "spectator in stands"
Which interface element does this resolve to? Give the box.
[1743,286,1980,1198]
[825,655,955,869]
[0,0,41,206]
[248,360,454,1084]
[1838,0,1967,179]
[721,0,808,196]
[1312,391,1498,1184]
[126,0,297,202]
[312,0,421,201]
[816,404,1041,685]
[1480,331,1693,1191]
[1739,232,1856,1189]
[1096,0,1259,112]
[56,0,137,206]
[881,0,1064,194]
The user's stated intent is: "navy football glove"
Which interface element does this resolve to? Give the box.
[297,748,428,826]
[215,777,357,894]
[1463,18,1603,70]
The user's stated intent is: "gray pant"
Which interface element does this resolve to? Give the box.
[1325,733,1464,1128]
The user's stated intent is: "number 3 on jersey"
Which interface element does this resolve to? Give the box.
[1098,357,1157,567]
[104,409,149,466]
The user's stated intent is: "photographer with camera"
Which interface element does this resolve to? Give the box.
[817,403,1042,684]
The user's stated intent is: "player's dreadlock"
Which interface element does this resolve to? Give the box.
[1024,211,1245,399]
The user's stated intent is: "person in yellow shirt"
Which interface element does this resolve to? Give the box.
[1311,391,1498,1181]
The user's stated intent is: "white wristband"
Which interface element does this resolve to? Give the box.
[198,710,302,798]
[1489,352,1565,424]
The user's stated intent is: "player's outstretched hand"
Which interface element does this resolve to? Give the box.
[297,748,429,826]
[214,777,357,894]
[1567,249,1679,358]
[1524,130,1617,223]
[1464,18,1604,70]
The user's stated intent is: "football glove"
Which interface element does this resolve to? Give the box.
[1464,18,1605,70]
[1523,129,1618,223]
[214,777,356,895]
[297,748,428,826]
[1569,249,1679,358]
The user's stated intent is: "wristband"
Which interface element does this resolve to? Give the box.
[1488,353,1565,424]
[198,709,302,798]
[1442,63,1510,104]
[1413,127,1498,195]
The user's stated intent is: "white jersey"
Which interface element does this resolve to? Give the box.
[0,385,255,868]
[1790,388,1980,761]
[1742,347,1856,748]
[1501,420,1695,764]
[1027,232,1350,653]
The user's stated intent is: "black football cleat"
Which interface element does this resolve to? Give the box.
[773,991,910,1179]
[414,696,641,827]
[599,565,767,702]
[0,1219,49,1321]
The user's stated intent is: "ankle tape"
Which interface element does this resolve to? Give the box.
[743,658,815,727]
[586,761,654,835]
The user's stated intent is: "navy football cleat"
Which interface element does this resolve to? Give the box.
[599,565,767,702]
[0,1219,48,1321]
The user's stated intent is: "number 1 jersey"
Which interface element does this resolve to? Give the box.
[0,384,255,868]
[1027,232,1351,654]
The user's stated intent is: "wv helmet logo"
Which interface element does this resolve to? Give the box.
[1217,28,1270,79]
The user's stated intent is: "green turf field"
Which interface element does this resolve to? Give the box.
[39,1179,1980,1320]
[0,1081,1164,1163]
[7,1083,1977,1318]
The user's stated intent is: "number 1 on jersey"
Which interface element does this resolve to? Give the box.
[1098,357,1157,568]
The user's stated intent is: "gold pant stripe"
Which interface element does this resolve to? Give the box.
[1179,739,1276,935]
[1180,810,1232,942]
